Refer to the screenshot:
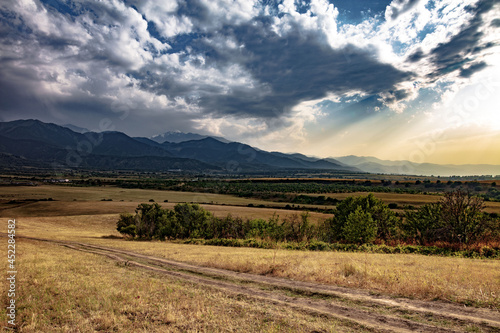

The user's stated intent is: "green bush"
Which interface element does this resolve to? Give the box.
[402,190,498,245]
[403,202,444,244]
[321,193,399,243]
[440,190,488,244]
[307,240,330,251]
[117,192,499,258]
[342,206,377,244]
[116,213,136,237]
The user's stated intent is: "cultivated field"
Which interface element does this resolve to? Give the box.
[1,184,500,332]
[2,184,499,216]
[0,185,332,222]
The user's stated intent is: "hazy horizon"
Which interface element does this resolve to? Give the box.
[1,0,499,165]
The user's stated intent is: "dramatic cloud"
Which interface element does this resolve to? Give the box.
[0,0,499,162]
[427,0,497,79]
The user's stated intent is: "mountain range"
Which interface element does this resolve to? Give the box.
[0,120,498,176]
[149,131,230,144]
[333,156,500,177]
[0,120,357,173]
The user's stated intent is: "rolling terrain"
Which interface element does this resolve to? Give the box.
[0,120,356,173]
[335,155,500,177]
[1,119,499,176]
[9,234,500,333]
[1,184,499,331]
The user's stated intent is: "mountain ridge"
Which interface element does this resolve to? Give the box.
[1,120,498,176]
[0,120,357,173]
[334,155,500,177]
[150,131,231,144]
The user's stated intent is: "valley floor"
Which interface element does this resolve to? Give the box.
[4,235,500,332]
[1,185,499,332]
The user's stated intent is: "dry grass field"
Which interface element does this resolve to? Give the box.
[9,213,500,310]
[1,239,356,332]
[2,184,500,331]
[0,184,271,205]
[0,185,332,222]
[2,184,498,217]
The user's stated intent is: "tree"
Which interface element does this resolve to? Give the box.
[402,190,494,245]
[116,203,172,240]
[403,203,444,244]
[116,203,215,240]
[325,194,399,243]
[440,190,487,244]
[173,203,215,238]
[134,203,168,239]
[116,212,137,237]
[342,206,377,244]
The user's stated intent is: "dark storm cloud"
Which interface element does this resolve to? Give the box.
[407,48,424,62]
[176,0,210,21]
[0,0,497,138]
[0,65,39,112]
[428,0,497,79]
[459,61,488,78]
[195,20,413,118]
[98,15,414,120]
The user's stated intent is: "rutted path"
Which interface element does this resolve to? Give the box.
[15,235,500,333]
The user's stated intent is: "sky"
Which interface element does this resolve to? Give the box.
[0,0,499,165]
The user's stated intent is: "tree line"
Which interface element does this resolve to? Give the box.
[117,190,499,247]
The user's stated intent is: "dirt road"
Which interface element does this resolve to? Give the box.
[15,235,500,332]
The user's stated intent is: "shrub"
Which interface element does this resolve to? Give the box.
[173,203,216,239]
[403,190,498,246]
[134,203,169,239]
[307,240,330,251]
[116,213,137,237]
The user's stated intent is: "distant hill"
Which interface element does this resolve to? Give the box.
[270,152,348,169]
[335,155,500,177]
[150,131,230,144]
[0,120,219,172]
[0,119,87,148]
[87,131,173,157]
[3,120,496,176]
[0,120,358,173]
[159,137,358,172]
[61,123,90,133]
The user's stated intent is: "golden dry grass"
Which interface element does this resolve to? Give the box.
[94,239,500,308]
[2,184,498,215]
[1,239,358,332]
[0,185,271,205]
[0,185,331,223]
[0,199,331,223]
[11,214,500,309]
